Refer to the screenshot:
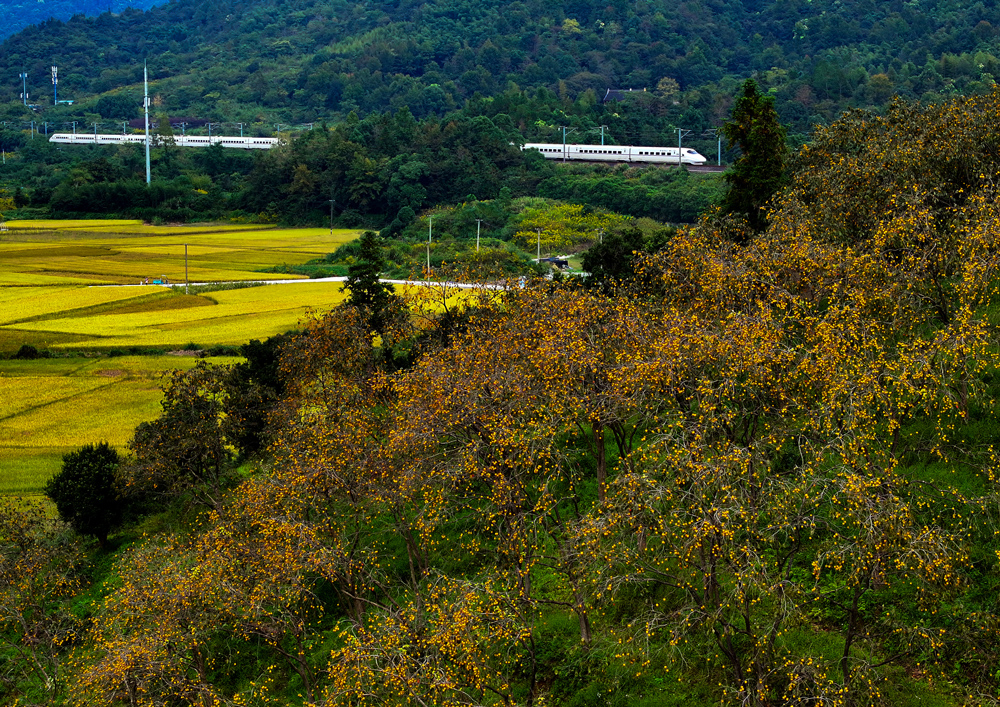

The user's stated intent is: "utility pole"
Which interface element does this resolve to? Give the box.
[237,122,243,138]
[144,63,151,185]
[560,126,576,162]
[427,216,433,273]
[599,125,608,145]
[536,228,541,261]
[677,128,692,166]
[476,219,482,252]
[328,198,335,237]
[51,66,57,105]
[704,128,722,166]
[72,121,77,135]
[19,72,27,106]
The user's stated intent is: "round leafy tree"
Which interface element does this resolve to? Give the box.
[44,442,124,549]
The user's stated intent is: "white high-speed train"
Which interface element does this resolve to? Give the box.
[48,133,280,149]
[523,142,707,165]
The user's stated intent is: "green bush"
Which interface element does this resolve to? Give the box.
[44,442,125,550]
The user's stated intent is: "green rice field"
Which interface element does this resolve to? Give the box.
[0,220,360,493]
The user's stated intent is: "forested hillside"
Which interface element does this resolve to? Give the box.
[4,0,1000,231]
[2,0,1000,140]
[4,90,1000,707]
[0,0,162,41]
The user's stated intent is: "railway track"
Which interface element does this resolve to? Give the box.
[552,161,726,172]
[687,165,727,173]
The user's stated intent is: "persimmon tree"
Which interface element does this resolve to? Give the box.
[75,540,227,707]
[0,499,84,704]
[271,306,397,619]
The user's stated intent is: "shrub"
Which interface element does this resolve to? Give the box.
[14,344,43,360]
[44,442,125,549]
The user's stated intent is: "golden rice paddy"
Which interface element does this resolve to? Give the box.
[0,220,360,493]
[0,356,240,495]
[0,223,358,284]
[6,282,350,349]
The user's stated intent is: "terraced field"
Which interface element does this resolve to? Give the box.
[0,220,358,285]
[1,282,350,350]
[0,220,358,352]
[0,355,240,494]
[0,220,360,492]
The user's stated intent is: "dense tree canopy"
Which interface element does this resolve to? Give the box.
[345,230,399,333]
[4,0,1000,144]
[0,0,161,40]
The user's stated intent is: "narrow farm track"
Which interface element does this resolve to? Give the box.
[93,276,510,290]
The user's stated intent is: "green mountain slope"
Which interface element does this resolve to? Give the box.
[1,0,1000,135]
[0,1,162,41]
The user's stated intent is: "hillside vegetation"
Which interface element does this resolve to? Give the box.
[5,0,1000,232]
[4,92,1000,707]
[0,0,161,41]
[3,0,1000,142]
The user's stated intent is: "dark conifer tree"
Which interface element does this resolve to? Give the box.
[721,78,788,238]
[345,230,397,333]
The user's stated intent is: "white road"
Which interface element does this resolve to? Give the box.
[106,276,514,290]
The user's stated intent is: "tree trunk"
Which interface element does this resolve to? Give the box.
[593,423,606,504]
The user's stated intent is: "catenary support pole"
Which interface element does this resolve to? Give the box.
[144,63,151,185]
[427,216,433,273]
